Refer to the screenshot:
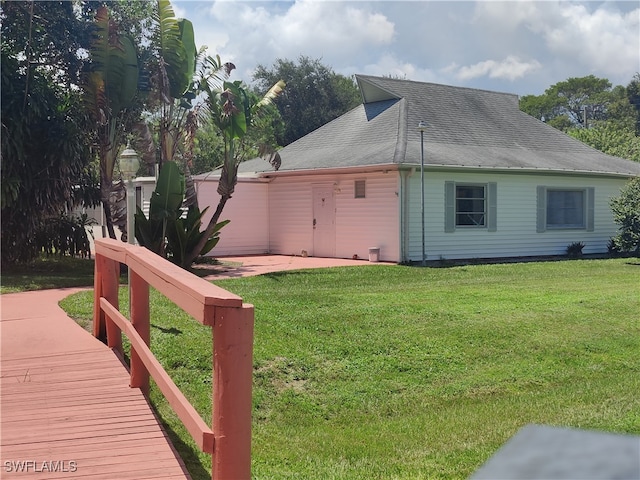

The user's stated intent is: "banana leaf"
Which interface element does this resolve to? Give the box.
[134,206,164,255]
[166,205,229,268]
[149,161,185,221]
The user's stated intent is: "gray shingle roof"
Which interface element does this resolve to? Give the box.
[236,75,640,177]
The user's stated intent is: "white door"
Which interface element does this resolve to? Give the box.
[312,185,335,257]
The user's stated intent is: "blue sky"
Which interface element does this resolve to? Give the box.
[173,1,640,96]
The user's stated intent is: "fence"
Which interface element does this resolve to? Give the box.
[93,238,254,479]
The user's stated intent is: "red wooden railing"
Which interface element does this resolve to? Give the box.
[92,238,254,480]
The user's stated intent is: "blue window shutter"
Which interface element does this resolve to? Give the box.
[536,186,547,233]
[445,182,455,233]
[487,182,497,232]
[586,187,595,232]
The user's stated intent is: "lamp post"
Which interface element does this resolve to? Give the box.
[119,143,140,245]
[418,121,426,266]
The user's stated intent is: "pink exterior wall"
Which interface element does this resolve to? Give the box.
[196,178,270,256]
[195,171,401,262]
[268,172,400,262]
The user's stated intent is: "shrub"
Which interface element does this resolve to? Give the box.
[566,241,585,258]
[35,213,96,258]
[610,177,640,254]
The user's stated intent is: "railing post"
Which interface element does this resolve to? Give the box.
[129,270,150,396]
[102,255,122,354]
[212,304,254,480]
[93,253,105,341]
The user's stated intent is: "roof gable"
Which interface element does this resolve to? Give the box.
[357,76,401,103]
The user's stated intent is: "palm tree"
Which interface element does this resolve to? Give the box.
[183,65,285,267]
[83,6,139,239]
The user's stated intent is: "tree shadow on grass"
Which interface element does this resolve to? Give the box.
[152,324,182,335]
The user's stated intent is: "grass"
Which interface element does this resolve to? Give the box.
[59,258,640,479]
[1,255,96,293]
[0,254,243,294]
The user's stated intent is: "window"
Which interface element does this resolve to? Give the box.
[456,185,486,226]
[547,190,584,227]
[444,182,497,232]
[354,180,366,199]
[537,186,594,232]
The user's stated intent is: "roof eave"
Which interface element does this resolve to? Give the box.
[400,163,640,179]
[257,164,401,178]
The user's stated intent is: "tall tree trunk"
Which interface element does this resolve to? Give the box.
[100,178,117,239]
[183,162,198,210]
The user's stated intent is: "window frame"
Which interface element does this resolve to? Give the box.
[455,184,487,227]
[536,186,594,233]
[444,181,497,233]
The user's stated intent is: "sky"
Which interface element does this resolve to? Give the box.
[173,0,640,97]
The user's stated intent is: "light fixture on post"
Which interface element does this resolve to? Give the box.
[418,121,426,266]
[118,143,139,245]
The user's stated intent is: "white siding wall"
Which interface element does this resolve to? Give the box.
[77,177,157,253]
[268,172,400,261]
[196,179,269,256]
[404,171,627,261]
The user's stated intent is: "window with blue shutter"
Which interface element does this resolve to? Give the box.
[444,182,497,232]
[537,186,594,232]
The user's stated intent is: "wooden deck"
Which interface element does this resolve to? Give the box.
[0,289,191,479]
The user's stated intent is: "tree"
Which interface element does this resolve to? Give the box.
[626,73,640,135]
[190,86,284,176]
[83,0,201,241]
[610,177,640,254]
[190,121,225,175]
[253,56,360,145]
[139,0,201,208]
[1,1,98,265]
[144,0,198,170]
[521,74,640,164]
[135,160,229,268]
[520,75,619,131]
[83,5,140,240]
[181,68,285,267]
[568,124,640,163]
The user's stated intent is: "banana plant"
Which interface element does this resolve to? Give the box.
[135,160,229,268]
[166,207,230,268]
[182,69,285,267]
[148,0,198,168]
[135,161,184,257]
[84,6,139,239]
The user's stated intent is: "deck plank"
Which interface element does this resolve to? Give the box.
[1,290,192,479]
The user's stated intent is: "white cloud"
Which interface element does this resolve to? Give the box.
[473,1,640,84]
[172,3,187,19]
[541,3,640,80]
[280,0,395,51]
[473,1,543,31]
[200,0,395,77]
[453,55,542,81]
[175,1,639,96]
[360,53,442,83]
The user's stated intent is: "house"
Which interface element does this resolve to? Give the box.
[195,75,640,263]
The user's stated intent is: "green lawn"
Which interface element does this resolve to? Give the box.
[60,258,640,479]
[1,256,96,293]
